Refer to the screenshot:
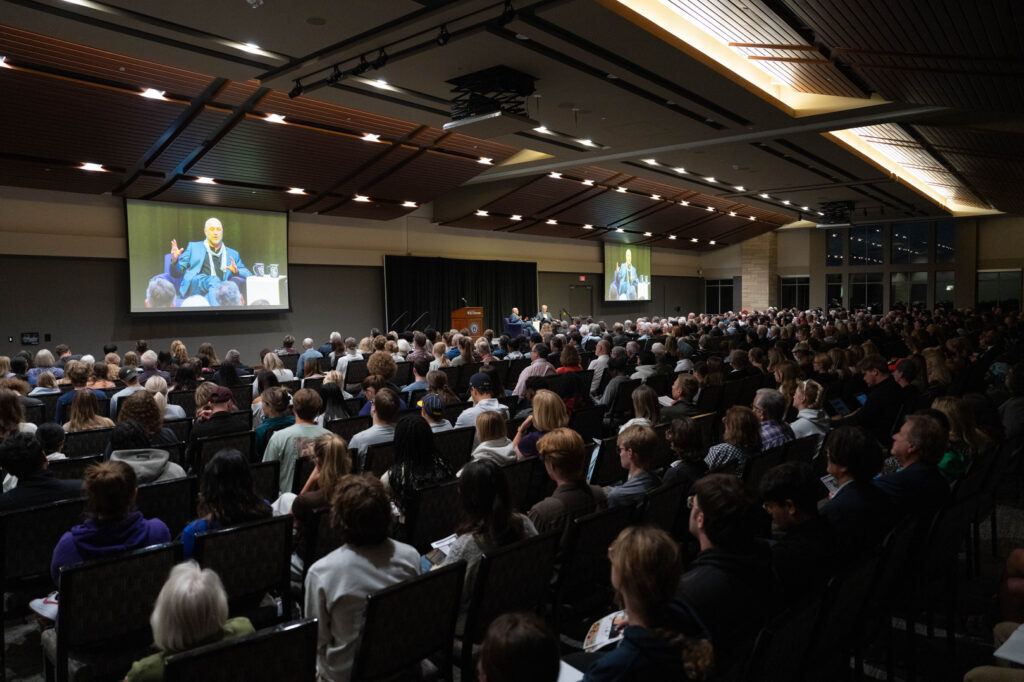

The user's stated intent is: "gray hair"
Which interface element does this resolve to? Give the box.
[224,349,241,364]
[611,346,627,358]
[35,349,55,368]
[141,350,158,368]
[151,561,228,652]
[329,331,341,343]
[302,337,314,349]
[754,388,787,422]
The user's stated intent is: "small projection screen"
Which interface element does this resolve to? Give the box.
[603,243,651,301]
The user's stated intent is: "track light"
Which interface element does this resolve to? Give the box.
[436,24,451,46]
[327,66,343,85]
[372,48,388,70]
[352,54,370,76]
[288,81,303,99]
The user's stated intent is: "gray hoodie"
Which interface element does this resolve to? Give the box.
[109,448,186,484]
[790,409,830,442]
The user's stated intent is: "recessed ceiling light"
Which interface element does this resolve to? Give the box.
[782,200,791,205]
[616,187,628,193]
[140,88,166,99]
[759,193,769,199]
[361,133,380,142]
[475,209,489,216]
[548,172,562,179]
[288,187,306,195]
[729,211,736,216]
[817,211,825,216]
[79,162,105,172]
[709,240,716,245]
[669,235,677,240]
[239,42,262,54]
[644,232,652,237]
[734,186,745,192]
[369,79,390,89]
[582,224,594,230]
[0,56,9,68]
[515,33,530,40]
[651,194,661,200]
[706,206,715,212]
[616,228,624,233]
[510,214,522,221]
[582,179,594,186]
[577,138,596,147]
[643,159,658,166]
[353,194,370,202]
[673,167,687,174]
[690,237,698,242]
[194,177,215,184]
[402,201,417,208]
[801,206,809,210]
[680,200,689,206]
[265,113,286,124]
[546,219,557,225]
[748,216,755,221]
[478,157,493,165]
[704,177,716,183]
[533,126,552,134]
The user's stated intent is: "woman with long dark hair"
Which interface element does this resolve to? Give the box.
[316,381,351,425]
[181,449,272,559]
[381,415,454,524]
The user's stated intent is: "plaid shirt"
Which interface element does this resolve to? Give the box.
[760,419,795,451]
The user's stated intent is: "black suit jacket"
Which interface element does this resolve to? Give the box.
[823,480,893,558]
[874,461,949,521]
[0,471,83,512]
[834,376,902,448]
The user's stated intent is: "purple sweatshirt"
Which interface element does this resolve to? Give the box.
[51,511,171,585]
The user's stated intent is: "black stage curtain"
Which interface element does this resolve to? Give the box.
[384,255,537,334]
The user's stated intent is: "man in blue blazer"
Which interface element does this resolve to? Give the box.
[169,217,252,304]
[616,249,639,300]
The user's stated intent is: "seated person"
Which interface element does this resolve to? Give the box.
[51,461,171,585]
[419,393,454,433]
[704,406,762,476]
[528,428,606,534]
[753,388,795,451]
[3,421,68,493]
[291,434,352,560]
[62,388,115,433]
[182,449,272,559]
[605,424,661,509]
[469,411,516,468]
[304,475,420,681]
[253,387,295,460]
[346,387,400,467]
[478,612,559,682]
[262,388,330,496]
[821,426,892,558]
[759,462,832,605]
[0,432,81,511]
[874,413,950,520]
[124,561,254,681]
[661,417,708,496]
[380,416,454,527]
[456,373,510,429]
[676,473,778,679]
[581,526,714,682]
[108,420,186,484]
[662,374,702,420]
[513,389,569,460]
[116,391,179,448]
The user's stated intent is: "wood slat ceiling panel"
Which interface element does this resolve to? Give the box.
[564,166,628,185]
[435,133,520,163]
[505,222,599,240]
[549,188,660,227]
[616,205,705,233]
[362,150,488,204]
[485,177,600,216]
[321,202,416,221]
[119,175,167,199]
[153,181,304,213]
[189,118,382,190]
[214,81,263,109]
[148,109,232,175]
[853,64,1022,113]
[0,68,187,169]
[324,146,420,199]
[0,24,214,99]
[0,158,121,194]
[443,215,526,232]
[258,91,422,141]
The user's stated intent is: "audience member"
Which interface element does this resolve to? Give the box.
[470,410,516,468]
[662,374,701,420]
[108,420,186,483]
[55,361,108,424]
[620,384,661,432]
[295,337,324,379]
[455,372,510,429]
[380,415,454,524]
[874,413,950,520]
[513,344,556,398]
[117,391,178,446]
[833,355,902,449]
[254,386,294,460]
[262,388,329,496]
[661,417,708,495]
[606,424,661,508]
[513,389,568,459]
[419,392,453,433]
[789,379,829,441]
[346,387,399,464]
[291,433,352,566]
[752,388,795,451]
[704,406,761,476]
[63,388,115,432]
[478,612,559,682]
[529,427,606,534]
[139,350,171,386]
[821,426,891,557]
[145,376,185,420]
[0,432,80,511]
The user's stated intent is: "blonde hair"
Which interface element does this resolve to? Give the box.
[0,357,9,376]
[797,379,823,410]
[531,389,569,432]
[932,396,990,458]
[65,390,111,432]
[194,382,216,412]
[313,433,351,501]
[170,340,189,365]
[151,561,229,653]
[323,370,344,387]
[262,353,284,372]
[36,372,58,389]
[536,427,586,480]
[476,410,507,443]
[145,375,169,395]
[432,342,450,368]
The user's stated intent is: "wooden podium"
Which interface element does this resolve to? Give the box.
[451,307,484,339]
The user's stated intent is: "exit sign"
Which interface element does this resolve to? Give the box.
[579,275,586,281]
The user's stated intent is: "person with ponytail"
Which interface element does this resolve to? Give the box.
[582,526,714,681]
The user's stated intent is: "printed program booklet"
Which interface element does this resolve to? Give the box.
[583,610,628,653]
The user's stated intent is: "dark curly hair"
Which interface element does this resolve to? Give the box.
[197,449,271,524]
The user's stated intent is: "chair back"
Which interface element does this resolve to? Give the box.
[34,393,60,423]
[55,543,181,670]
[506,417,525,440]
[590,437,625,487]
[435,427,476,472]
[195,431,255,472]
[409,388,428,407]
[168,389,197,418]
[696,384,721,413]
[569,405,604,442]
[463,532,561,646]
[506,358,531,387]
[229,386,252,411]
[502,459,538,512]
[192,515,292,621]
[363,442,397,478]
[343,360,369,390]
[292,456,316,495]
[652,422,673,470]
[744,585,835,682]
[279,379,300,393]
[1,497,86,587]
[443,401,472,425]
[299,507,342,574]
[343,397,365,415]
[279,354,299,375]
[643,483,685,533]
[787,435,822,464]
[63,427,114,458]
[249,461,281,502]
[23,402,44,425]
[136,476,197,539]
[326,415,371,444]
[164,619,317,682]
[555,505,634,610]
[302,376,325,391]
[405,480,461,554]
[48,455,101,480]
[743,443,790,492]
[645,373,671,396]
[456,363,483,395]
[717,380,743,417]
[393,361,413,387]
[164,417,192,443]
[351,562,465,682]
[611,379,642,416]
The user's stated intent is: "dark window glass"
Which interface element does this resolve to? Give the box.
[934,271,954,309]
[779,277,809,311]
[849,225,883,266]
[826,230,844,267]
[890,272,928,311]
[977,271,1022,313]
[705,279,734,314]
[891,223,929,265]
[826,274,843,309]
[850,273,883,313]
[936,220,955,264]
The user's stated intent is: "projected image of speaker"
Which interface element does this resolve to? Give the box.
[603,243,651,302]
[126,199,290,313]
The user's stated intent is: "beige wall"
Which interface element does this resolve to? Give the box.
[0,186,701,276]
[976,215,1024,270]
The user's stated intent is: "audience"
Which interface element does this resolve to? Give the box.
[529,427,606,534]
[253,386,294,459]
[262,388,329,496]
[380,415,453,524]
[606,424,661,508]
[752,388,796,451]
[108,420,186,483]
[346,387,400,465]
[478,612,560,682]
[419,392,453,433]
[63,388,115,432]
[704,406,761,475]
[513,389,568,459]
[0,432,81,510]
[821,426,892,557]
[874,413,950,520]
[455,372,510,429]
[304,475,420,680]
[55,362,108,425]
[661,417,708,495]
[470,411,516,467]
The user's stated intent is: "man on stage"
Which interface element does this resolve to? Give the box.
[616,249,639,300]
[169,217,252,305]
[536,304,554,324]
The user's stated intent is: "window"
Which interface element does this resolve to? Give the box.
[849,273,883,313]
[977,271,1022,313]
[891,223,929,265]
[779,276,809,311]
[936,220,955,264]
[934,271,954,309]
[849,225,883,265]
[826,230,844,267]
[826,274,843,309]
[890,271,928,310]
[705,279,734,314]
